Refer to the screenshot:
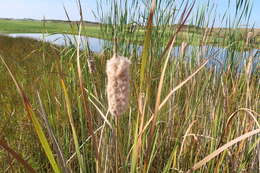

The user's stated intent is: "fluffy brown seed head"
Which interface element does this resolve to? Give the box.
[106,55,131,116]
[246,31,254,45]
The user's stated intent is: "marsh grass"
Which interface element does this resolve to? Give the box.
[0,0,260,172]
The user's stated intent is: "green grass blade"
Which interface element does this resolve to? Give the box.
[61,79,85,173]
[188,128,260,172]
[139,0,156,93]
[0,55,61,173]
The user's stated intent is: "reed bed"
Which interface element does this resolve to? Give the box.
[0,0,259,172]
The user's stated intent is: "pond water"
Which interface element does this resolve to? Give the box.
[4,33,104,52]
[3,33,260,72]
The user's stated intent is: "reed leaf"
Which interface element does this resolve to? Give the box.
[0,55,61,173]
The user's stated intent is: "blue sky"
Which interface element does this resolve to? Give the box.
[0,0,97,21]
[0,0,259,27]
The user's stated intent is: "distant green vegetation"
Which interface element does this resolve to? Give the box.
[0,35,61,102]
[0,19,101,38]
[0,19,259,49]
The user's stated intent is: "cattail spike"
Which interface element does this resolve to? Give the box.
[246,31,254,46]
[180,42,188,57]
[106,55,131,116]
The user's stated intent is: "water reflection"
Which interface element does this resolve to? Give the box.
[5,33,104,52]
[3,33,259,73]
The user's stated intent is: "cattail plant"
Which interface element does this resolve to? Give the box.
[106,55,131,116]
[180,42,188,57]
[246,31,254,46]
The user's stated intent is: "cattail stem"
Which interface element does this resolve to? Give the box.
[106,54,130,172]
[115,117,119,173]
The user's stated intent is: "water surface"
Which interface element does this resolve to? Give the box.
[5,33,104,52]
[4,33,259,72]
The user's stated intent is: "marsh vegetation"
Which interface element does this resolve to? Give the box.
[0,0,259,172]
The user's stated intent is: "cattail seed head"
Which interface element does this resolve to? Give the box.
[180,42,188,57]
[106,55,131,116]
[246,31,254,45]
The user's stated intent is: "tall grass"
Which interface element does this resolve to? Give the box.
[0,0,259,172]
